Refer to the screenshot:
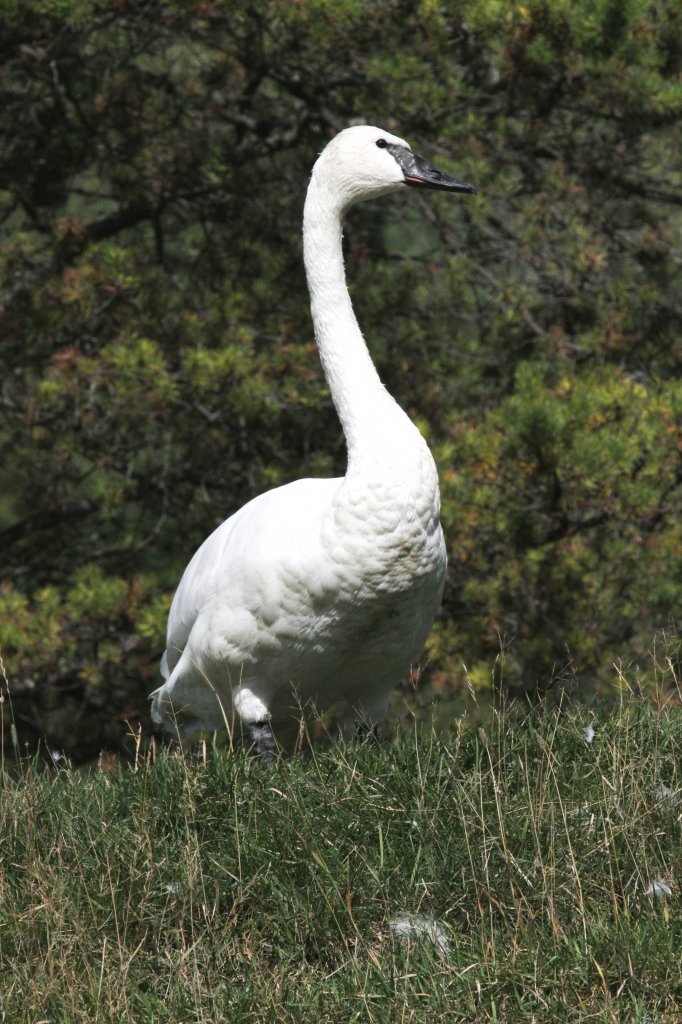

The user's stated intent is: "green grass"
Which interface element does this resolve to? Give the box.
[1,699,681,1023]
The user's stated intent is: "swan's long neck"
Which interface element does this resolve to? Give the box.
[303,175,418,471]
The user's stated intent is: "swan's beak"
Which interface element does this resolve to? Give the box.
[389,145,476,194]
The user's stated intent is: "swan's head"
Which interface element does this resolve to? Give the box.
[310,125,476,210]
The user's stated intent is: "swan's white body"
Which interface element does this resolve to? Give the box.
[150,126,473,745]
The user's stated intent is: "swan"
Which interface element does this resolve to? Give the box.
[150,125,475,761]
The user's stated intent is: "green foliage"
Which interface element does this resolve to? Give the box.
[1,702,680,1021]
[0,567,164,755]
[436,366,681,689]
[0,0,680,754]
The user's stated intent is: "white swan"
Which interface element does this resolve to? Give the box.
[150,126,475,760]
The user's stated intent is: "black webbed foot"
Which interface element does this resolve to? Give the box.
[356,721,381,745]
[247,720,277,766]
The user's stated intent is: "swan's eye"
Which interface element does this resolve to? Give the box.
[376,139,388,149]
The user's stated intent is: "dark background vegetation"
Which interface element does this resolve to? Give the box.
[0,0,680,760]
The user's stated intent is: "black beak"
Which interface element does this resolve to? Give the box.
[388,144,476,194]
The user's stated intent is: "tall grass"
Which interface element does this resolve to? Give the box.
[1,691,680,1022]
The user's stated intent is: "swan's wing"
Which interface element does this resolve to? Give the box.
[161,515,237,679]
[161,477,341,679]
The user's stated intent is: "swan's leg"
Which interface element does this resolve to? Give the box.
[356,720,381,745]
[247,720,277,765]
[353,691,390,744]
[232,687,276,764]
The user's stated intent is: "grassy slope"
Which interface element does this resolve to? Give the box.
[1,701,680,1024]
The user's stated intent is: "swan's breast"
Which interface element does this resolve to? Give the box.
[325,441,446,598]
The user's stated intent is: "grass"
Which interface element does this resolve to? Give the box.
[1,696,681,1023]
